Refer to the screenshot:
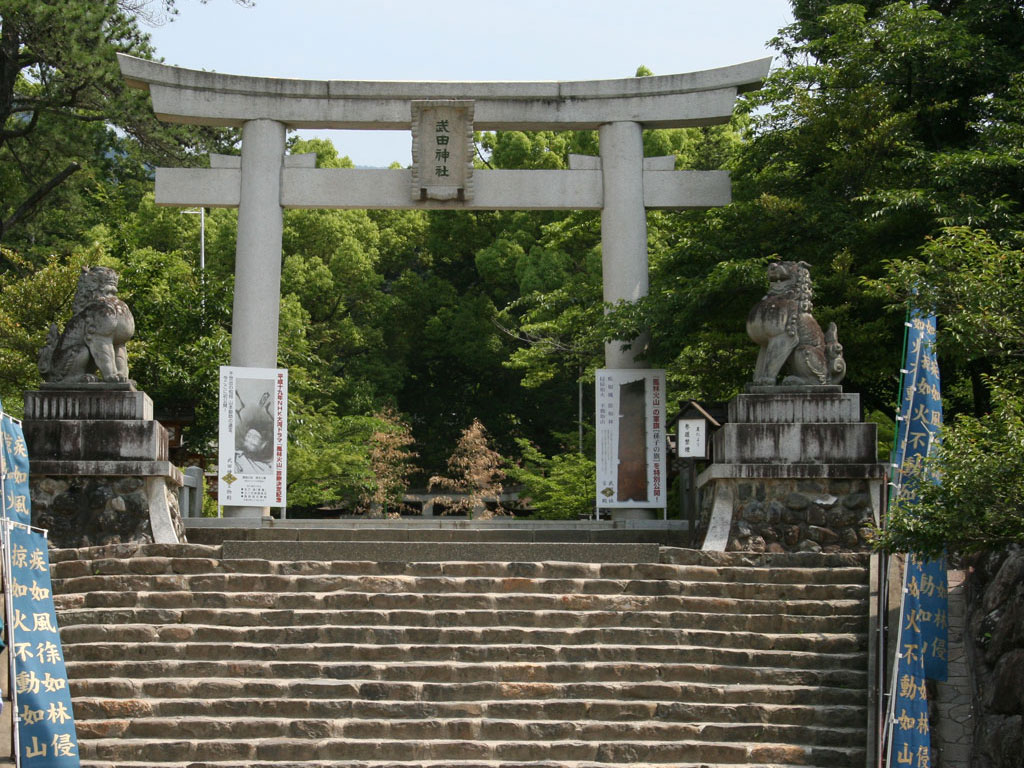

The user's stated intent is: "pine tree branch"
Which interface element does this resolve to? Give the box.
[0,162,81,241]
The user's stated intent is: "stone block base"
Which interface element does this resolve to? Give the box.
[697,473,883,554]
[31,468,185,549]
[24,387,186,550]
[697,387,888,554]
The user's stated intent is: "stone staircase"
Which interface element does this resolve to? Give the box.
[50,540,873,768]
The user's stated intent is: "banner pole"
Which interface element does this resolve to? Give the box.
[1,519,22,767]
[882,556,910,767]
[0,416,19,767]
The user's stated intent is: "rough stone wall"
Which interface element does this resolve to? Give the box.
[965,546,1024,768]
[30,475,172,549]
[700,477,876,553]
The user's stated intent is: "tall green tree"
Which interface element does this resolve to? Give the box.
[874,228,1024,555]
[596,1,1024,417]
[0,0,235,254]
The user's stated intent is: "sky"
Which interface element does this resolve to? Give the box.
[145,0,794,167]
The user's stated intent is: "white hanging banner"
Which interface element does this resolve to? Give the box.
[595,369,667,509]
[218,367,288,507]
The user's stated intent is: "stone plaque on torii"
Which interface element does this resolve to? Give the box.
[119,55,769,517]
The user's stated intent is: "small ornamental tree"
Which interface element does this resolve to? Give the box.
[360,407,418,518]
[429,419,506,518]
[508,439,595,520]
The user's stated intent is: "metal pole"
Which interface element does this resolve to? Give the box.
[1,518,21,767]
[578,368,583,455]
[0,411,20,766]
[199,207,206,273]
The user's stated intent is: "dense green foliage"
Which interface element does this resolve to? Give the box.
[0,1,1021,541]
[507,439,596,520]
[874,228,1024,555]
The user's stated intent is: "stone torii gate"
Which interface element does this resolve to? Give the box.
[119,55,769,517]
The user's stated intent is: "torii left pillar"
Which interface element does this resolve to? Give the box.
[226,119,285,518]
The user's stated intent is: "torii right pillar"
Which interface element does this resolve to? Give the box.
[600,121,650,369]
[598,121,655,518]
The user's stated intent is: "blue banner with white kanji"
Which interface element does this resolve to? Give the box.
[890,562,932,768]
[1,397,81,766]
[892,312,943,505]
[1,406,32,527]
[905,554,950,681]
[891,310,948,682]
[7,522,81,766]
[888,310,948,768]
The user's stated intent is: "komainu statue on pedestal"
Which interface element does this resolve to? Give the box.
[38,266,135,385]
[746,260,846,386]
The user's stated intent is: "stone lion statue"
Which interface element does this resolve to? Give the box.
[38,266,135,384]
[746,261,846,386]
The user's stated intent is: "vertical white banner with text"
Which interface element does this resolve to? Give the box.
[595,369,667,509]
[218,367,288,507]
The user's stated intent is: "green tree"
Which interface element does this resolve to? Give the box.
[873,228,1024,555]
[597,1,1024,418]
[0,248,92,409]
[0,0,237,254]
[508,439,595,520]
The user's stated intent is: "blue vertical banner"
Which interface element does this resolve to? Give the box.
[1,405,32,527]
[892,312,944,508]
[888,311,949,768]
[0,397,81,767]
[905,553,949,683]
[889,563,933,768]
[6,523,81,766]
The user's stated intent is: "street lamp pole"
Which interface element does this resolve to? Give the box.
[182,207,205,273]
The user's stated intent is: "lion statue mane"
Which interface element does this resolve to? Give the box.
[746,260,846,387]
[38,266,135,385]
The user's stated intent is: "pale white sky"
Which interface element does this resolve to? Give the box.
[146,0,794,166]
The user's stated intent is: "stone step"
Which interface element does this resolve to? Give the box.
[72,696,866,725]
[222,541,663,563]
[78,736,866,765]
[51,571,869,600]
[54,589,868,617]
[69,679,868,708]
[186,527,689,547]
[49,543,221,563]
[64,641,867,670]
[58,623,868,654]
[79,764,854,768]
[56,607,868,633]
[80,764,857,768]
[52,555,868,585]
[49,541,868,569]
[75,715,865,747]
[658,547,868,568]
[65,659,868,688]
[81,765,856,768]
[53,543,872,768]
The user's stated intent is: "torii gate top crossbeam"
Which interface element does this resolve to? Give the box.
[117,55,771,130]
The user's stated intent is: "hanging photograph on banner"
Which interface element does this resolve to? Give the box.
[218,367,288,507]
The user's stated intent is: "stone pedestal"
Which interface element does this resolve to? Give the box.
[23,385,186,548]
[696,386,887,553]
